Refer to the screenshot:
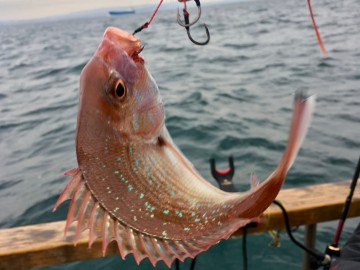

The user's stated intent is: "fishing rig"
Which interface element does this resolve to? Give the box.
[131,0,327,55]
[133,0,210,46]
[172,156,360,270]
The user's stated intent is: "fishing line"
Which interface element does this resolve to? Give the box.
[189,256,197,270]
[175,256,197,270]
[242,227,248,270]
[307,0,327,56]
[133,0,164,35]
[272,200,330,268]
[183,0,188,10]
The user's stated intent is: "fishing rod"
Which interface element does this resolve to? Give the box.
[322,156,360,270]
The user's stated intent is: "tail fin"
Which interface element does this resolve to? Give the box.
[232,91,315,219]
[277,91,315,174]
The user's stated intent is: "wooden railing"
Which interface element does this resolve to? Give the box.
[0,180,359,270]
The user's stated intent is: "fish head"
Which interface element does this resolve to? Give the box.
[77,27,164,143]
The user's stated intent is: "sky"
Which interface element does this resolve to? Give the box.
[0,0,171,21]
[0,0,220,21]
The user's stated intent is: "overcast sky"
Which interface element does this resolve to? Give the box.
[0,0,178,21]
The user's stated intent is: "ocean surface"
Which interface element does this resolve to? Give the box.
[0,0,359,269]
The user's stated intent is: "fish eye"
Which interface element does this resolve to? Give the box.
[114,79,127,100]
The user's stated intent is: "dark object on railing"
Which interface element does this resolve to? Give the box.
[210,156,236,192]
[210,156,257,270]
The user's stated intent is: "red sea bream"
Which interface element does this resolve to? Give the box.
[53,27,315,267]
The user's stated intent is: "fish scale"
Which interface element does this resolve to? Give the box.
[54,26,315,267]
[80,129,237,239]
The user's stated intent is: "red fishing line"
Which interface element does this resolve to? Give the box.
[133,0,164,35]
[307,0,328,56]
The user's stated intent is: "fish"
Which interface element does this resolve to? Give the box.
[53,27,315,267]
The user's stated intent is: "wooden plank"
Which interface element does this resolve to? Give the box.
[245,180,360,234]
[0,180,359,270]
[0,224,120,270]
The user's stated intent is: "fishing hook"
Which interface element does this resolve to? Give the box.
[177,0,201,27]
[183,9,210,46]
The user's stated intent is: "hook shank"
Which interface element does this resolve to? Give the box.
[184,10,210,46]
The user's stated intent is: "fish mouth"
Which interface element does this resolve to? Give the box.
[102,27,143,61]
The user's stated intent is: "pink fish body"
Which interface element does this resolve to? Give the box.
[54,27,315,267]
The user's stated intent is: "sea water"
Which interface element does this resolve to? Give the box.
[0,0,359,269]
